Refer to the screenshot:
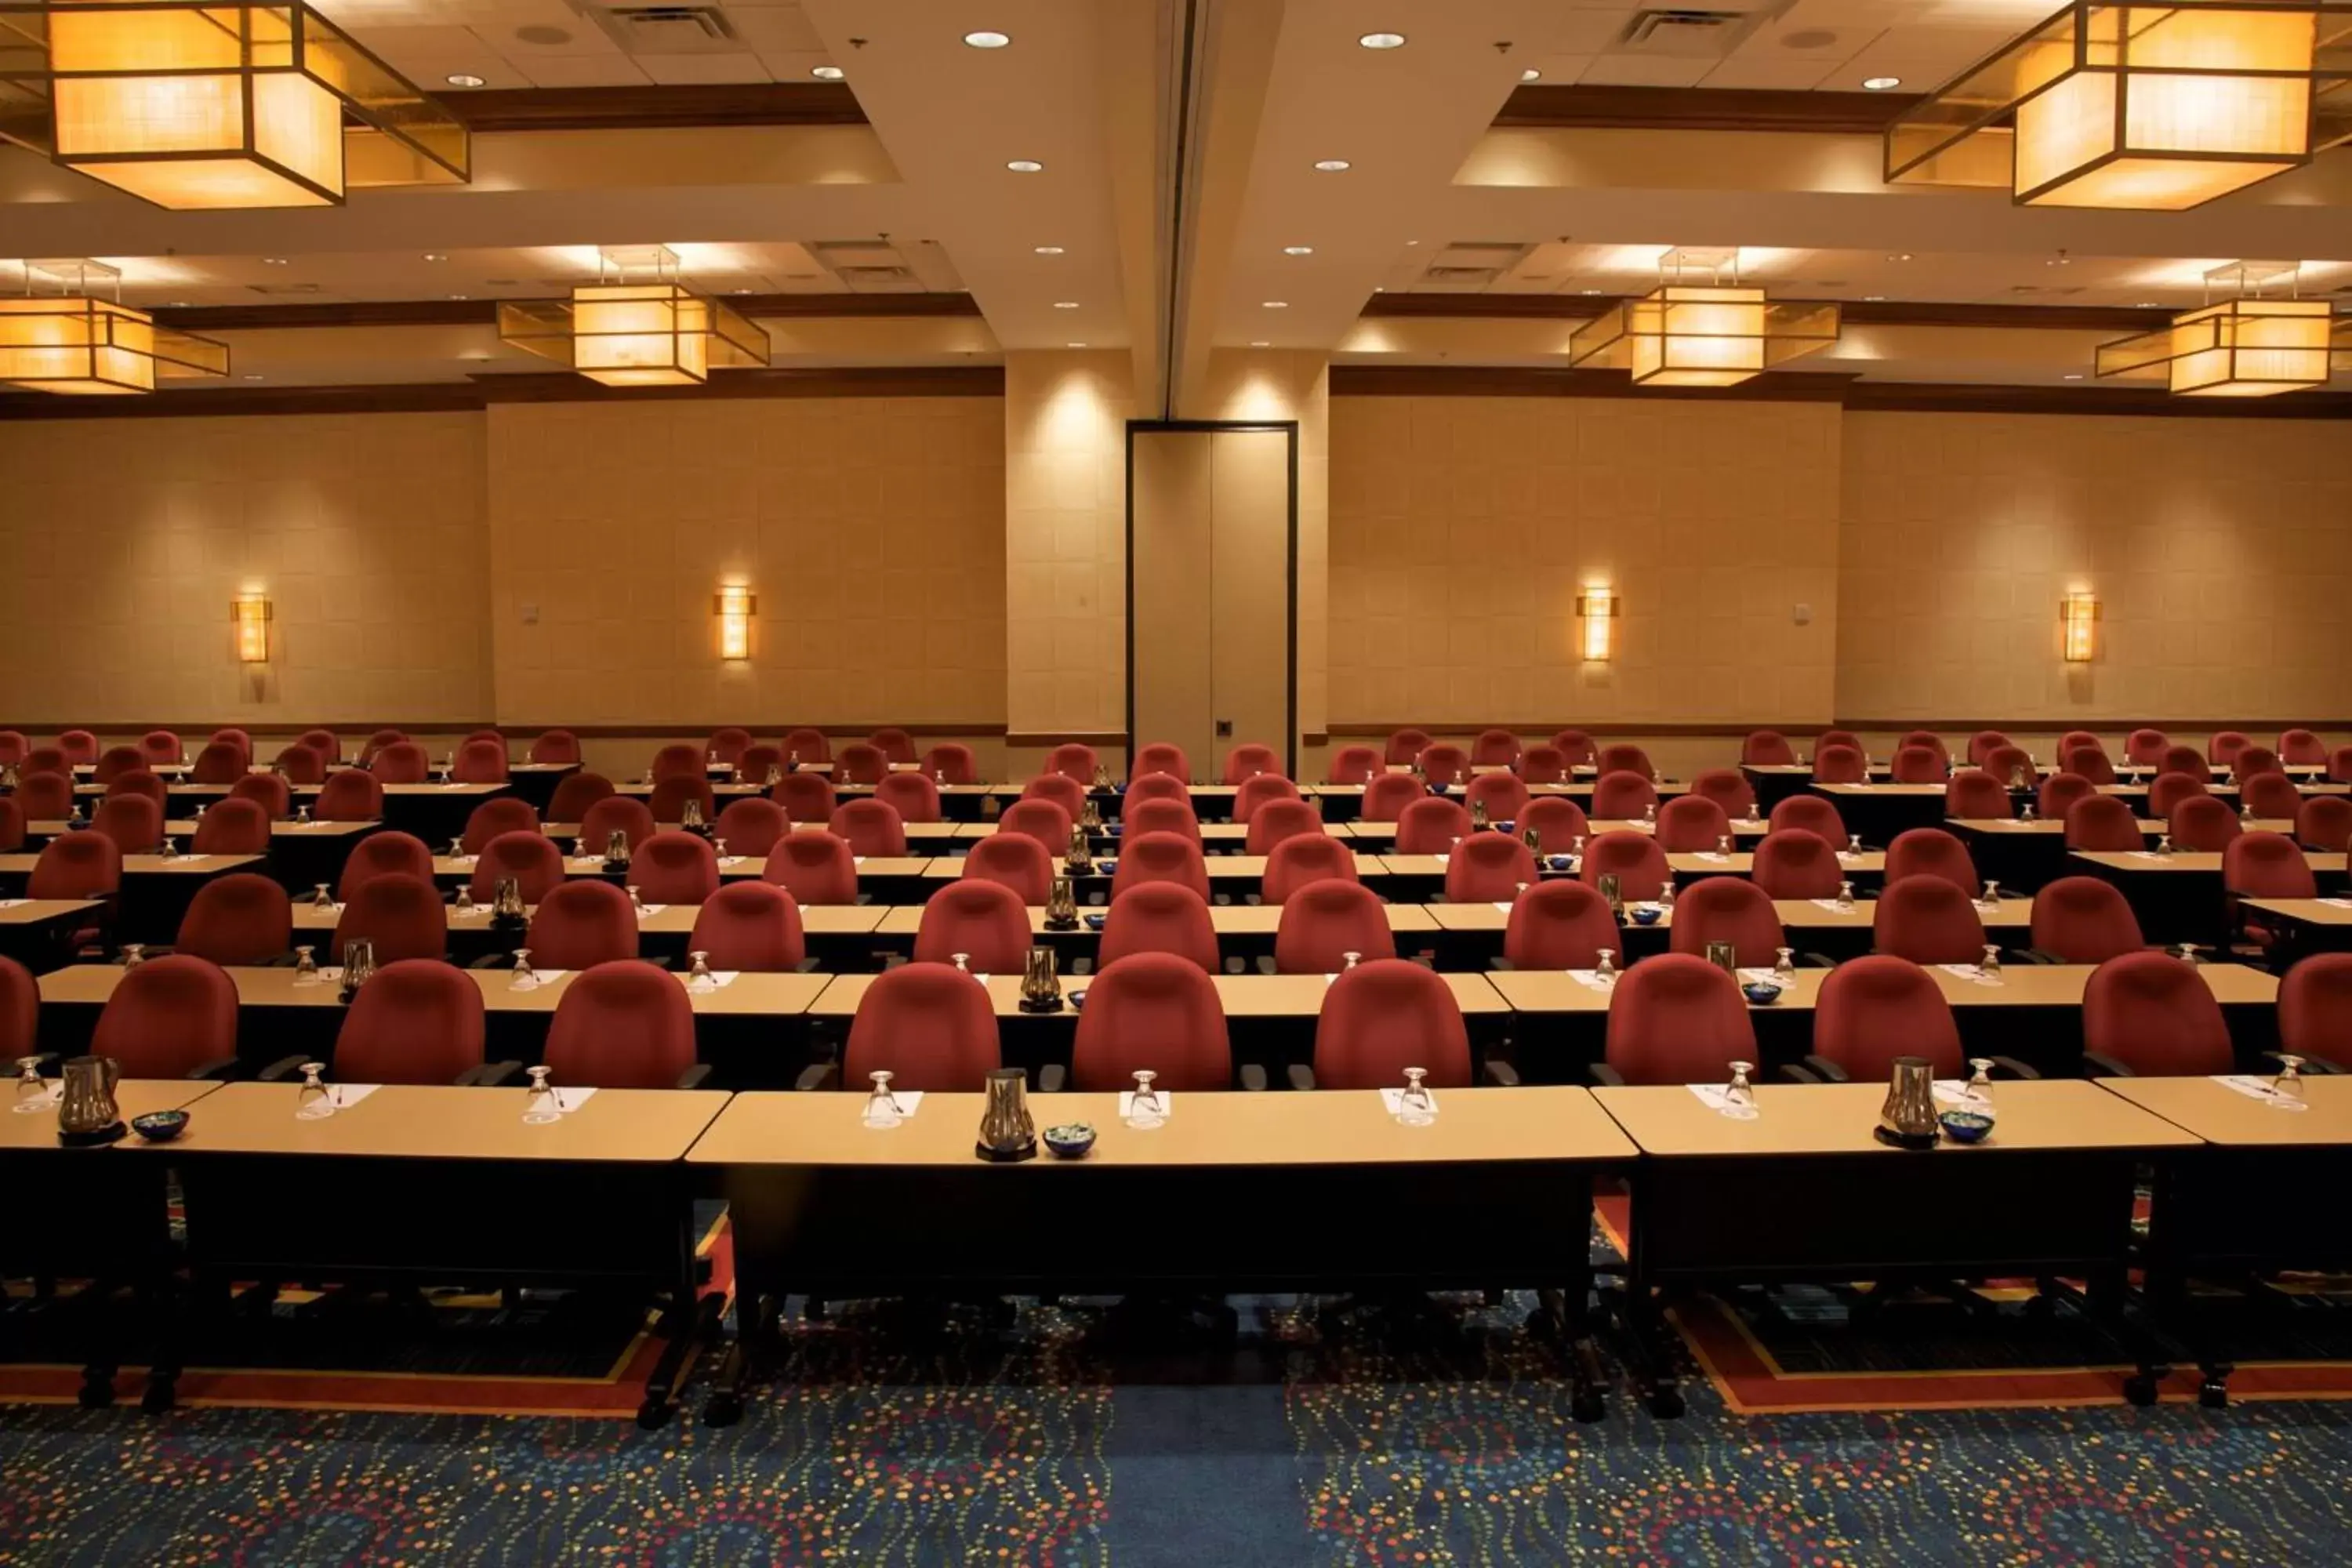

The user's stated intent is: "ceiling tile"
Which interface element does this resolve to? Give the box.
[497,53,650,86]
[1574,56,1716,89]
[637,53,775,85]
[1700,58,1842,90]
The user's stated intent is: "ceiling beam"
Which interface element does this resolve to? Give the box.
[1491,83,1921,135]
[1359,295,2180,333]
[447,83,867,133]
[151,294,982,332]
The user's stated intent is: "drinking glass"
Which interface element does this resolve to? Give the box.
[311,883,336,909]
[1127,1069,1166,1130]
[1657,878,1677,910]
[862,1069,903,1129]
[120,943,147,969]
[2270,1054,2310,1112]
[1979,880,2001,908]
[292,945,318,983]
[2021,803,2037,822]
[1846,834,1862,857]
[1724,1061,1759,1120]
[158,838,180,861]
[686,950,717,992]
[295,805,313,825]
[1396,1066,1435,1127]
[1964,1058,1995,1106]
[630,885,646,912]
[1773,946,1797,986]
[2157,834,2173,856]
[12,1056,49,1114]
[510,948,539,990]
[447,839,465,859]
[1341,949,1362,971]
[1835,880,1856,912]
[295,1062,332,1120]
[455,886,476,914]
[1642,803,1657,825]
[1716,835,1732,855]
[713,837,729,862]
[523,1065,561,1124]
[1592,947,1617,985]
[1980,944,2003,981]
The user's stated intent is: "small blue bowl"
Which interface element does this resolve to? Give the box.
[1630,906,1663,926]
[1939,1109,1994,1145]
[1742,982,1784,1006]
[1067,988,1087,1010]
[1096,859,1117,877]
[1083,913,1107,931]
[1043,1122,1097,1159]
[1546,855,1574,872]
[1106,823,1124,837]
[130,1109,189,1142]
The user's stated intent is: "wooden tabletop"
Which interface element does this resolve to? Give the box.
[0,853,262,877]
[808,970,1507,1019]
[1813,783,1950,797]
[2067,851,2347,876]
[920,852,1382,881]
[871,902,1439,936]
[0,898,100,927]
[688,1085,1635,1168]
[1489,967,1831,1014]
[1946,817,2289,837]
[0,1079,221,1150]
[2100,1075,2352,1148]
[2243,898,2352,927]
[1595,1079,2201,1157]
[37,963,829,1018]
[31,819,376,840]
[1423,895,2031,934]
[142,1082,727,1163]
[1924,961,2278,1007]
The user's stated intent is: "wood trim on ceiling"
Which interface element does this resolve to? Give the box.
[150,293,981,333]
[446,82,867,133]
[1004,732,1131,749]
[1327,366,1856,401]
[1493,83,1921,135]
[1330,720,2350,739]
[1357,295,2177,333]
[11,722,1012,740]
[1326,723,1833,739]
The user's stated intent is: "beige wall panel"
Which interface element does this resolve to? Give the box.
[1209,429,1294,766]
[1129,430,1218,771]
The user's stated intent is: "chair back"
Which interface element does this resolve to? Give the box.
[1884,828,1978,893]
[963,833,1054,904]
[1654,794,1730,853]
[1246,799,1324,855]
[192,797,272,855]
[1273,880,1396,972]
[2084,953,2232,1076]
[1503,880,1621,971]
[1069,953,1231,1091]
[1262,835,1358,905]
[1667,877,1785,968]
[688,882,807,971]
[843,964,1002,1092]
[335,960,485,1083]
[93,955,237,1079]
[913,879,1032,972]
[1604,955,1756,1087]
[527,880,640,971]
[763,830,860,905]
[1133,742,1189,781]
[175,873,291,965]
[544,961,697,1088]
[1109,830,1211,902]
[2029,876,2145,964]
[1815,956,1962,1079]
[1393,797,1472,855]
[1222,742,1281,783]
[469,829,565,905]
[1768,794,1846,844]
[1312,960,1471,1090]
[1871,875,1988,965]
[462,797,541,855]
[875,773,942,824]
[1577,830,1670,902]
[1099,883,1220,971]
[713,797,792,858]
[633,830,720,904]
[337,831,434,899]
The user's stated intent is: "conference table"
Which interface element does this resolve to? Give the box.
[2071,849,2351,946]
[0,897,102,971]
[430,850,938,904]
[1423,892,2034,966]
[0,851,264,947]
[27,817,376,894]
[1948,816,2296,895]
[2238,897,2352,960]
[691,1083,1637,1425]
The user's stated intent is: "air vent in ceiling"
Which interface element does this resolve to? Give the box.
[1618,8,1765,57]
[595,5,739,54]
[836,266,922,292]
[245,282,323,296]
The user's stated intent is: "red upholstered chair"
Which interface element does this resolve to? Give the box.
[1552,729,1598,768]
[1517,745,1571,785]
[1068,953,1231,1091]
[1981,746,2037,787]
[2281,954,2352,1065]
[2159,745,2209,782]
[1808,957,1963,1082]
[271,746,328,786]
[689,883,807,971]
[1223,742,1282,783]
[1385,728,1432,766]
[175,873,290,965]
[764,831,859,905]
[1966,730,2011,768]
[829,799,906,857]
[371,742,429,784]
[337,831,433,900]
[1596,743,1653,779]
[1100,883,1221,972]
[1523,796,1591,855]
[187,741,247,786]
[2083,953,2231,1076]
[963,832,1054,904]
[1591,771,1658,821]
[1047,743,1098,783]
[544,961,705,1090]
[782,728,831,766]
[633,831,720,904]
[1655,795,1730,854]
[530,729,582,765]
[1751,829,1841,900]
[1812,744,1867,785]
[0,731,24,768]
[527,880,638,970]
[735,746,783,786]
[192,797,271,855]
[315,770,383,822]
[913,880,1031,971]
[998,799,1073,857]
[106,771,169,811]
[920,743,978,785]
[2332,746,2352,786]
[1274,879,1393,972]
[31,832,120,906]
[1126,797,1203,844]
[2296,795,2352,854]
[1233,774,1302,822]
[836,742,888,786]
[2057,730,2103,759]
[1362,773,1426,823]
[839,964,1001,1093]
[650,743,706,782]
[17,772,72,822]
[1111,831,1211,902]
[1125,774,1192,811]
[1262,835,1359,905]
[454,739,509,784]
[56,731,100,767]
[1470,729,1520,768]
[705,728,752,768]
[461,797,539,855]
[1899,731,1948,766]
[1688,769,1756,821]
[875,773,942,824]
[92,955,239,1079]
[1890,746,1948,784]
[20,747,69,780]
[0,798,22,853]
[2028,876,2145,964]
[1415,744,1470,787]
[470,829,565,905]
[1579,831,1671,902]
[2064,795,2147,852]
[1247,799,1325,855]
[1323,745,1382,785]
[714,798,791,858]
[0,955,31,1062]
[2170,794,2242,851]
[92,794,162,854]
[1817,728,1861,757]
[2209,731,2250,767]
[209,726,249,757]
[2225,832,2315,902]
[1465,771,1530,826]
[1023,773,1087,822]
[2143,771,2208,822]
[1309,960,1471,1090]
[579,795,657,854]
[1872,876,1989,965]
[2233,745,2285,782]
[1669,877,1787,968]
[334,873,448,964]
[360,729,408,765]
[1884,828,1979,894]
[1446,833,1537,902]
[1769,794,1847,845]
[2241,772,2304,822]
[1599,954,1755,1087]
[771,771,837,825]
[2038,772,2099,822]
[2125,728,2172,768]
[139,730,183,767]
[869,728,917,767]
[2278,728,2326,767]
[296,728,340,760]
[1131,742,1189,781]
[91,746,145,786]
[2059,746,2116,786]
[332,960,485,1084]
[1501,880,1620,971]
[1394,797,1472,855]
[647,776,716,826]
[1742,730,1796,766]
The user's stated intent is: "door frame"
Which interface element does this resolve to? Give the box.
[1123,419,1301,779]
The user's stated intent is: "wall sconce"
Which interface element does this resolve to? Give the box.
[1576,586,1617,662]
[713,584,756,661]
[232,593,271,662]
[2060,592,2099,662]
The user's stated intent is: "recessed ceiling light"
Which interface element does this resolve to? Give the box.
[241,373,263,381]
[166,300,191,307]
[1313,159,1351,172]
[2063,372,2085,380]
[1283,245,1313,256]
[1581,289,1602,296]
[445,73,485,88]
[1888,253,1913,262]
[732,288,753,295]
[1358,31,1406,49]
[1007,159,1043,172]
[1033,245,1065,255]
[263,257,289,266]
[1522,68,1541,82]
[1861,75,1901,91]
[1066,342,1087,348]
[1262,300,1288,309]
[1864,295,1886,301]
[1053,300,1079,309]
[1250,340,1270,347]
[2136,300,2161,307]
[964,30,1011,49]
[423,252,448,261]
[811,65,844,81]
[448,293,469,300]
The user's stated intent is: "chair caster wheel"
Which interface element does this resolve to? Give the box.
[1645,1386,1684,1420]
[2122,1374,2159,1407]
[2198,1379,2228,1410]
[635,1398,672,1430]
[701,1392,743,1428]
[140,1379,176,1415]
[1571,1389,1606,1424]
[78,1375,114,1410]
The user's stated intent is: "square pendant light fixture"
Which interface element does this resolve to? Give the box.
[498,246,771,387]
[1568,248,1840,388]
[2095,261,2334,395]
[0,259,229,394]
[1886,2,2352,210]
[0,0,469,209]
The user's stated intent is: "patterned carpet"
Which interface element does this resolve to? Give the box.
[9,1295,2352,1566]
